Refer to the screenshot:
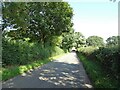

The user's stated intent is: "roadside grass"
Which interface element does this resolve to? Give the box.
[1,53,66,81]
[77,53,118,88]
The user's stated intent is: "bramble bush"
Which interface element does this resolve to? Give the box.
[2,38,64,66]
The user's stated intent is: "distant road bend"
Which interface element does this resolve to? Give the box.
[2,52,93,88]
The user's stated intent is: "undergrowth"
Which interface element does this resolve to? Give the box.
[77,53,118,88]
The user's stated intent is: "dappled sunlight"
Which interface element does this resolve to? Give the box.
[2,78,14,88]
[39,77,49,81]
[36,59,92,88]
[71,70,79,73]
[2,52,93,88]
[38,69,79,87]
[21,73,27,77]
[5,82,14,88]
[84,84,93,88]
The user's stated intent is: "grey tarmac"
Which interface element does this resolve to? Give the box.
[2,52,93,88]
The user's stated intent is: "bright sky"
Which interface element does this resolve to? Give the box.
[65,0,118,42]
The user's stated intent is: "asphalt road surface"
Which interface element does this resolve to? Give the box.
[2,52,93,88]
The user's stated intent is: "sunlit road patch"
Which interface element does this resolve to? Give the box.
[2,52,93,88]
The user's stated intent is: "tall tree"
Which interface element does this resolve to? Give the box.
[61,29,74,51]
[73,32,85,48]
[86,36,105,47]
[109,0,116,2]
[2,2,73,45]
[106,36,120,47]
[61,30,85,51]
[2,2,29,38]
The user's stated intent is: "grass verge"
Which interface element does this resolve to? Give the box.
[77,53,118,88]
[1,53,66,81]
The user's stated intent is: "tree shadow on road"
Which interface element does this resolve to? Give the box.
[2,54,93,88]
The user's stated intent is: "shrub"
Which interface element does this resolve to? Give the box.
[2,38,64,66]
[78,46,119,80]
[78,46,98,56]
[77,54,118,88]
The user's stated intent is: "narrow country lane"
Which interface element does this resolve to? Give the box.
[2,52,93,88]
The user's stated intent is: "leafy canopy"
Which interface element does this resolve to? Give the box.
[106,36,120,47]
[2,2,73,45]
[86,36,105,47]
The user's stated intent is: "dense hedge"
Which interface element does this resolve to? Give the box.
[77,53,118,88]
[78,46,119,80]
[2,38,64,66]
